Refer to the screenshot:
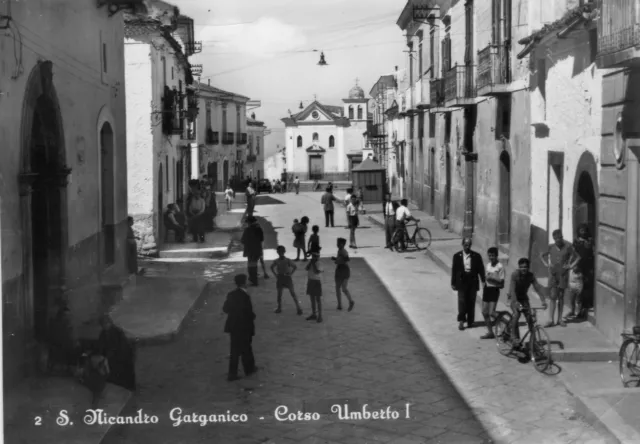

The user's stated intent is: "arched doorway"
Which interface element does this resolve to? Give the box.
[223,160,229,188]
[573,151,598,312]
[158,163,164,242]
[498,151,511,246]
[100,122,115,266]
[20,61,68,341]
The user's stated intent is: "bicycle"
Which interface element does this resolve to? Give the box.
[494,303,552,373]
[390,220,432,252]
[619,325,640,387]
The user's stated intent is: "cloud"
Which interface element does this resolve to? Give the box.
[198,17,308,59]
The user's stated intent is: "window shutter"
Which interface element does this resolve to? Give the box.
[464,2,473,65]
[504,0,512,44]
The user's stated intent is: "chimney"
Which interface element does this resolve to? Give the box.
[395,66,398,71]
[251,112,255,119]
[208,79,211,86]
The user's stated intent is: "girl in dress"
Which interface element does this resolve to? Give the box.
[224,183,234,211]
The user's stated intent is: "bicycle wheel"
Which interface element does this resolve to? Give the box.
[494,312,513,356]
[413,228,432,250]
[530,325,552,373]
[619,339,640,388]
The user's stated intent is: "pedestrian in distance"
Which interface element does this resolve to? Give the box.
[346,195,359,249]
[224,183,234,211]
[241,216,264,286]
[451,237,486,330]
[165,204,186,242]
[292,216,309,261]
[506,258,548,342]
[307,225,320,257]
[294,176,300,194]
[270,246,303,315]
[223,274,257,381]
[332,237,355,311]
[305,250,324,323]
[481,247,505,339]
[355,187,364,213]
[126,216,139,274]
[539,229,580,327]
[382,193,396,249]
[321,187,338,227]
[566,265,584,322]
[186,188,207,243]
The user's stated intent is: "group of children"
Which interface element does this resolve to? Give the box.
[479,229,584,342]
[269,236,355,323]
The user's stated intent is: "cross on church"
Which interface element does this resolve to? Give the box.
[355,77,359,86]
[313,94,317,101]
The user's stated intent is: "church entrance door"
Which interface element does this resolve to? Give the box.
[309,155,323,180]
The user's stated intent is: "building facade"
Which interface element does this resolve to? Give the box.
[368,74,398,194]
[281,85,371,181]
[246,112,266,181]
[592,0,640,344]
[396,0,533,275]
[196,82,249,190]
[124,2,198,256]
[0,0,132,384]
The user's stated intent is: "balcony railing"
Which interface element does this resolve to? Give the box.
[222,132,234,145]
[206,129,219,145]
[444,64,476,105]
[477,44,511,94]
[237,132,248,145]
[430,78,445,108]
[598,0,640,66]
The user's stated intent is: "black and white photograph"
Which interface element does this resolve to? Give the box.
[1,0,639,443]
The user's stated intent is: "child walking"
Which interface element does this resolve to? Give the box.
[307,225,320,257]
[481,247,505,339]
[292,216,309,261]
[305,250,323,323]
[346,195,359,248]
[332,238,354,311]
[225,183,234,211]
[270,246,303,315]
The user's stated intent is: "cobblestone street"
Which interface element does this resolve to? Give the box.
[106,256,491,444]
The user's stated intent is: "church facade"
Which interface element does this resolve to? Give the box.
[281,85,371,181]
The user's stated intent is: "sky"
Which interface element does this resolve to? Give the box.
[174,0,408,157]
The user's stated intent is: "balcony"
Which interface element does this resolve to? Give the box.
[246,154,257,163]
[429,78,445,111]
[444,64,476,107]
[206,129,219,145]
[237,132,248,145]
[477,44,511,96]
[417,76,432,109]
[222,132,234,145]
[597,0,640,68]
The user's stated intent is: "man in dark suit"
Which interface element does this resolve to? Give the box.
[451,237,486,330]
[382,193,396,249]
[241,216,264,285]
[223,274,257,381]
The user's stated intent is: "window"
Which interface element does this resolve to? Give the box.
[205,103,211,130]
[441,31,451,76]
[429,113,436,138]
[222,106,228,134]
[313,132,319,141]
[357,106,363,120]
[408,42,414,84]
[418,41,423,78]
[236,106,241,134]
[418,113,424,138]
[497,96,511,139]
[256,137,260,154]
[297,135,303,147]
[100,31,108,84]
[165,155,169,191]
[161,56,166,87]
[171,66,174,80]
[464,1,474,66]
[429,26,435,79]
[348,106,354,119]
[589,29,597,63]
[444,113,452,144]
[329,135,335,148]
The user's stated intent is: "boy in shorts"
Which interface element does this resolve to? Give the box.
[481,247,505,339]
[305,250,323,323]
[270,246,303,315]
[539,229,580,327]
[507,258,548,342]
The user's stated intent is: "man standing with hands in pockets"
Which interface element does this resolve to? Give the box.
[382,193,396,249]
[451,238,486,330]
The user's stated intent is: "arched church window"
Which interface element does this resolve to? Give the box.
[329,135,335,148]
[348,106,354,120]
[297,135,303,147]
[313,132,319,141]
[357,106,363,120]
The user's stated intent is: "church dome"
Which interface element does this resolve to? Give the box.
[348,85,365,99]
